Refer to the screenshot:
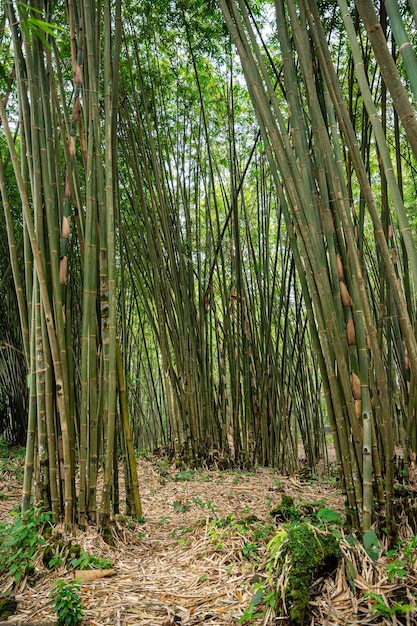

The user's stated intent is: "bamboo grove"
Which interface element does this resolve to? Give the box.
[0,0,417,534]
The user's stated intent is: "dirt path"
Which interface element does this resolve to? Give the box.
[1,459,343,625]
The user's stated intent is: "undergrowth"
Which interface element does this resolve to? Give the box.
[0,435,25,482]
[239,494,417,625]
[50,579,84,626]
[0,503,52,588]
[0,501,113,594]
[238,500,343,625]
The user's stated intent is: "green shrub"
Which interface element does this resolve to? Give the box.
[70,550,112,571]
[0,504,52,586]
[50,580,84,626]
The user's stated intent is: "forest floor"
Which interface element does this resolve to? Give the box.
[0,451,416,625]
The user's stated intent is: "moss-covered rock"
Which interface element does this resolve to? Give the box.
[270,495,317,524]
[270,495,298,522]
[267,522,340,625]
[0,595,17,618]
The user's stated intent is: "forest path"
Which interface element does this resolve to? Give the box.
[1,458,343,625]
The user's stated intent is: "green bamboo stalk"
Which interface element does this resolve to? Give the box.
[0,153,30,365]
[354,0,417,161]
[37,45,73,475]
[42,309,60,521]
[116,341,142,517]
[0,96,74,525]
[77,0,109,526]
[100,0,120,527]
[338,0,417,288]
[22,279,37,512]
[35,291,49,509]
[78,127,98,525]
[383,0,417,102]
[218,0,364,523]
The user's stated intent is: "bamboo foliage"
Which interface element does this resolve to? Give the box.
[354,0,417,160]
[0,0,141,527]
[117,9,326,474]
[217,0,417,530]
[3,0,417,539]
[0,2,326,506]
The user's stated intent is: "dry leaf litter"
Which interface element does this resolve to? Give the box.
[1,455,416,625]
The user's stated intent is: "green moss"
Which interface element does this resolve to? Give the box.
[270,496,321,524]
[268,522,340,625]
[43,539,81,569]
[0,596,17,618]
[270,495,299,522]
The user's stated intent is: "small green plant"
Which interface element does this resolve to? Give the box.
[403,535,417,559]
[175,469,196,481]
[383,534,417,582]
[366,592,416,619]
[252,523,275,542]
[207,523,226,549]
[238,589,264,623]
[270,495,300,522]
[316,507,341,524]
[363,529,379,562]
[386,560,408,581]
[388,534,417,566]
[70,550,112,570]
[171,524,196,537]
[173,500,192,513]
[50,580,84,626]
[0,504,52,585]
[212,513,234,528]
[176,537,188,547]
[155,458,170,477]
[48,553,65,570]
[242,542,258,561]
[192,496,217,516]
